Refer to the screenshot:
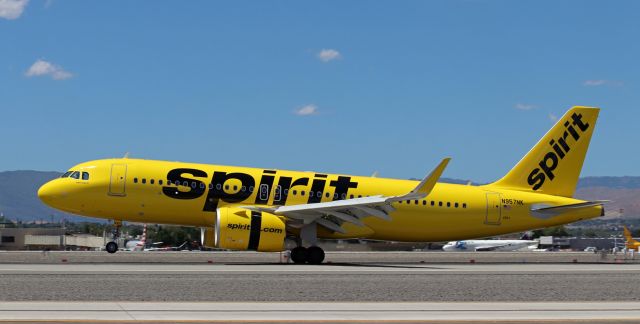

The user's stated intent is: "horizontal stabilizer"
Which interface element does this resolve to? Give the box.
[531,200,608,215]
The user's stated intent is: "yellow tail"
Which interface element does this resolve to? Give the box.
[491,106,599,197]
[623,226,640,247]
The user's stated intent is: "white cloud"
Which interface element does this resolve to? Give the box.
[0,0,28,20]
[294,104,318,116]
[548,113,558,122]
[317,49,341,62]
[25,59,73,80]
[514,103,537,110]
[583,79,623,87]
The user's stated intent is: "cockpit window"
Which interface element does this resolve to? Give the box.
[61,171,73,178]
[70,171,80,179]
[82,172,90,180]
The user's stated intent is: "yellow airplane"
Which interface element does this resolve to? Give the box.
[623,226,640,251]
[38,106,605,264]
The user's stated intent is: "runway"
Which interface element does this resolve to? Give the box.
[2,254,639,322]
[1,263,639,302]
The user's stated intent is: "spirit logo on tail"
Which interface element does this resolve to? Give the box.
[528,113,590,190]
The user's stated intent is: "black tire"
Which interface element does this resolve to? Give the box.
[290,247,308,264]
[105,241,118,254]
[307,246,325,264]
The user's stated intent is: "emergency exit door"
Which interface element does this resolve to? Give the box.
[109,164,127,196]
[485,193,502,225]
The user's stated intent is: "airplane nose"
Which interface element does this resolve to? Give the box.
[38,181,58,204]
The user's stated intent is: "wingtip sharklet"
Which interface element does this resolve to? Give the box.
[392,157,451,201]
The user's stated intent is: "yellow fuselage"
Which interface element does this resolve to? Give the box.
[38,158,602,242]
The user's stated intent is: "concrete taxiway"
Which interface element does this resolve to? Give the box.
[1,301,640,322]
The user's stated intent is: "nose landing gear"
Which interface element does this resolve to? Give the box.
[105,241,118,254]
[105,220,122,254]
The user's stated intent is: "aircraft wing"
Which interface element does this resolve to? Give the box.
[242,158,450,234]
[474,241,537,252]
[474,243,517,252]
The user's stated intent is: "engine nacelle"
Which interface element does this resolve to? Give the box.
[215,207,286,252]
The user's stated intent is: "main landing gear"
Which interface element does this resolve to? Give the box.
[290,246,325,264]
[105,220,122,254]
[289,221,326,264]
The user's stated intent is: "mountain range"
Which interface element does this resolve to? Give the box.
[0,171,638,222]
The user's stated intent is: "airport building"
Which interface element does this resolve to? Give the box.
[0,228,106,251]
[539,236,626,251]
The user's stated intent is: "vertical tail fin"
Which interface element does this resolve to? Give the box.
[490,106,599,197]
[623,226,639,247]
[135,224,147,250]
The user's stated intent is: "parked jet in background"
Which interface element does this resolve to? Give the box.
[124,224,146,251]
[442,237,538,251]
[38,107,605,264]
[623,226,640,251]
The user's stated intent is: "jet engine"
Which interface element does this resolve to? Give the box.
[213,207,286,252]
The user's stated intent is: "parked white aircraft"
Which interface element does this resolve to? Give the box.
[124,224,147,251]
[442,237,538,252]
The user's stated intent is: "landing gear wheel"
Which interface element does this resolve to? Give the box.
[290,247,308,264]
[307,246,325,264]
[105,241,118,254]
[106,220,122,254]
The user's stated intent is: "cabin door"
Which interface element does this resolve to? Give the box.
[485,193,502,225]
[109,164,127,196]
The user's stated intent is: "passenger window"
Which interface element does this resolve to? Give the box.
[406,200,410,204]
[61,171,72,178]
[284,189,289,195]
[233,185,237,191]
[431,201,435,206]
[325,192,330,198]
[159,180,163,185]
[293,190,297,195]
[439,201,443,207]
[150,179,155,185]
[415,200,419,205]
[82,172,89,180]
[134,178,138,183]
[70,171,80,179]
[455,202,459,208]
[249,186,254,192]
[191,182,196,188]
[301,191,306,196]
[242,186,246,192]
[225,185,229,190]
[358,195,362,198]
[334,193,338,199]
[183,181,188,186]
[447,202,451,207]
[341,193,346,199]
[142,179,146,184]
[200,183,205,189]
[350,194,354,199]
[463,203,467,208]
[216,184,222,190]
[422,200,426,205]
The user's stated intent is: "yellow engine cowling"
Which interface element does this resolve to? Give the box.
[215,207,286,252]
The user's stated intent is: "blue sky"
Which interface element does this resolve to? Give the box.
[1,0,639,183]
